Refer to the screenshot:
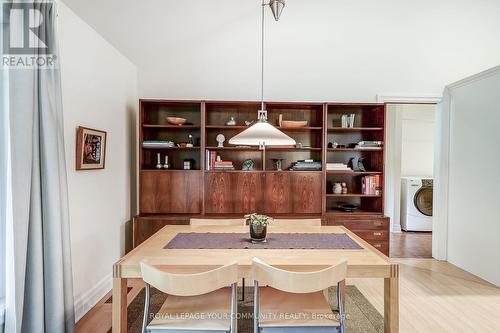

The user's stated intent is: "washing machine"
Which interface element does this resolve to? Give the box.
[401,177,433,231]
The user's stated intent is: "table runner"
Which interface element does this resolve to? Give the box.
[164,232,362,249]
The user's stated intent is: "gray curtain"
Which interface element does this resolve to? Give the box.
[3,1,75,332]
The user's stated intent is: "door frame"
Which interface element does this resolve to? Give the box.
[376,94,447,260]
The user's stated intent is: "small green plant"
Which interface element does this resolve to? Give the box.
[245,213,273,226]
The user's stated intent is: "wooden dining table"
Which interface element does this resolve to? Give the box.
[112,225,399,333]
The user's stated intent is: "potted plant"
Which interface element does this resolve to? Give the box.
[245,213,273,242]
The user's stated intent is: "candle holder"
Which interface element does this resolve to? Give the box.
[156,153,162,169]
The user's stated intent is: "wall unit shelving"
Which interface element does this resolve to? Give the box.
[136,99,389,255]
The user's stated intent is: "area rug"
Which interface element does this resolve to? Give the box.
[107,286,383,333]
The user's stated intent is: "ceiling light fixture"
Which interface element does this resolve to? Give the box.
[229,0,295,161]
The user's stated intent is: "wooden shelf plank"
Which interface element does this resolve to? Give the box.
[326,193,381,197]
[326,171,382,174]
[140,169,201,172]
[142,146,200,150]
[205,146,259,151]
[143,124,200,129]
[327,148,383,152]
[205,125,323,131]
[205,147,322,151]
[325,210,384,216]
[327,127,383,131]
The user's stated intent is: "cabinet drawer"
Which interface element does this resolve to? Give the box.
[351,230,389,241]
[366,241,389,256]
[332,218,389,230]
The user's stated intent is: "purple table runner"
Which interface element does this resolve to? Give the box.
[164,232,362,250]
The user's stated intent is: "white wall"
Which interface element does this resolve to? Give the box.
[58,3,138,320]
[401,107,435,177]
[437,67,500,286]
[385,104,435,231]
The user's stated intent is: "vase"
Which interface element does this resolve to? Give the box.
[250,223,267,242]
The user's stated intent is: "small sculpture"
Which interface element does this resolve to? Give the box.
[242,159,255,171]
[347,157,355,170]
[156,153,162,169]
[333,182,343,194]
[226,117,237,126]
[341,182,348,194]
[272,158,285,171]
[187,134,194,147]
[358,157,367,172]
[163,155,170,169]
[216,134,225,148]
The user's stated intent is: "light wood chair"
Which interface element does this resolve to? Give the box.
[271,218,322,227]
[252,257,347,333]
[140,260,239,333]
[190,218,246,226]
[190,217,247,300]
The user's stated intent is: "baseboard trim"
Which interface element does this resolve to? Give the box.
[74,273,112,322]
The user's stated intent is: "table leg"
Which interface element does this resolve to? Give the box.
[112,277,128,333]
[384,264,399,333]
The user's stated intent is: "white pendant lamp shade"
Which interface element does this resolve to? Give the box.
[229,120,296,146]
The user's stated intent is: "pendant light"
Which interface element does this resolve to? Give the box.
[229,0,295,149]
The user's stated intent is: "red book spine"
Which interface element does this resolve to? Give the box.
[210,151,216,170]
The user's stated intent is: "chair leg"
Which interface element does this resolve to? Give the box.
[337,280,345,333]
[241,278,245,301]
[142,283,151,333]
[253,280,259,333]
[230,282,237,333]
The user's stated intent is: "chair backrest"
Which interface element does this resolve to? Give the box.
[140,261,239,296]
[252,257,347,293]
[190,218,246,226]
[271,218,322,227]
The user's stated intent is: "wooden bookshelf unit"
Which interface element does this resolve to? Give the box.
[135,100,389,255]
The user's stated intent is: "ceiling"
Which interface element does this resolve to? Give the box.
[61,0,500,101]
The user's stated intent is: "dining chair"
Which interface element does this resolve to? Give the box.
[190,217,247,300]
[271,218,322,226]
[140,260,239,333]
[252,257,347,333]
[190,218,246,226]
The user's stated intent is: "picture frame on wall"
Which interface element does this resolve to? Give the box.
[76,126,107,170]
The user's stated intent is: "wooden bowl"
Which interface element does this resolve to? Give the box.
[167,117,187,126]
[280,120,308,128]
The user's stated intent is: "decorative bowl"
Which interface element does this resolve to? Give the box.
[167,117,187,125]
[280,120,308,128]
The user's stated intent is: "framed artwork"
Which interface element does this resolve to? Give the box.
[76,126,107,170]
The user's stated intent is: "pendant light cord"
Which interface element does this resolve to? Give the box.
[261,0,265,114]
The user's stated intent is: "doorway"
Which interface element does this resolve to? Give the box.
[385,104,436,258]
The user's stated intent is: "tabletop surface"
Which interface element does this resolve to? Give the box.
[114,225,392,279]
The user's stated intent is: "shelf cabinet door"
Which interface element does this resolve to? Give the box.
[205,172,233,214]
[205,172,263,214]
[140,171,201,213]
[263,172,292,214]
[291,172,322,213]
[233,172,263,213]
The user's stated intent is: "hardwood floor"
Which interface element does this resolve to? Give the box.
[76,258,500,333]
[390,231,432,258]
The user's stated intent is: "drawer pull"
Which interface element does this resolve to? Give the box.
[373,244,381,248]
[374,222,382,226]
[373,232,382,236]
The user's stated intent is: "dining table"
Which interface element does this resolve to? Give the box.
[112,224,399,332]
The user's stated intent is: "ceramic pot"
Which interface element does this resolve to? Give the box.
[333,182,343,194]
[249,223,267,242]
